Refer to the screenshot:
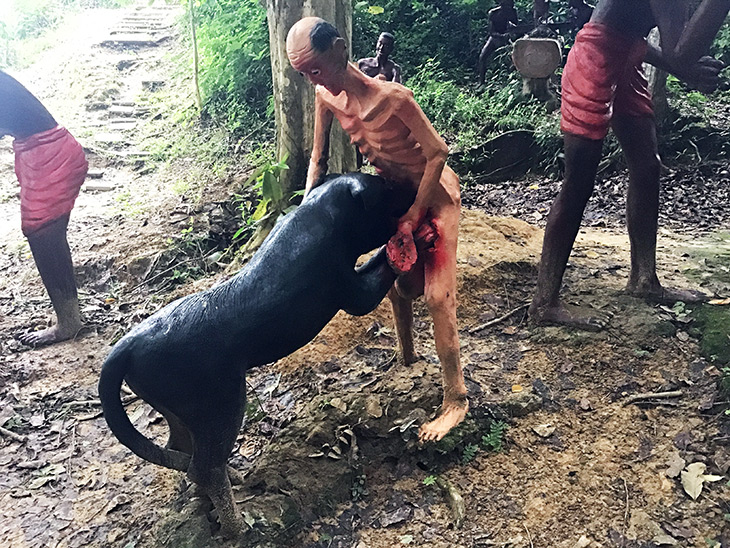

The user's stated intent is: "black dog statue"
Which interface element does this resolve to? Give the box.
[98,173,422,537]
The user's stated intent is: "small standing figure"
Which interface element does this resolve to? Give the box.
[478,0,520,84]
[357,32,402,83]
[1,70,88,346]
[534,0,549,24]
[529,0,728,331]
[287,17,468,442]
[568,0,593,30]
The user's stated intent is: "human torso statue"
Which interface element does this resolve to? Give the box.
[0,70,57,138]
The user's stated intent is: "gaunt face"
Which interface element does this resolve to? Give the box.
[376,35,394,58]
[287,18,346,92]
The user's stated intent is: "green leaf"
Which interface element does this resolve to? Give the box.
[251,198,270,221]
[368,5,385,15]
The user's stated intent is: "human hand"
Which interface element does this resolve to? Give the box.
[678,55,725,94]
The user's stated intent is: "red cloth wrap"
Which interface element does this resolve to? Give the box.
[14,126,88,236]
[561,22,654,141]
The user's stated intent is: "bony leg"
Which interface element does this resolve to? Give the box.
[387,286,416,366]
[20,214,82,346]
[418,218,468,442]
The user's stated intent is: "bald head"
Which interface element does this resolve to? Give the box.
[287,17,341,67]
[286,17,348,91]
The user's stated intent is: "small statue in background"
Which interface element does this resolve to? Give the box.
[478,0,520,84]
[357,32,402,83]
[568,0,593,30]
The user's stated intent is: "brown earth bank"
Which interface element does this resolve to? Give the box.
[1,4,729,548]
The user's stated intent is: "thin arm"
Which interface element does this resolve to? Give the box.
[306,89,334,195]
[652,0,730,67]
[393,91,449,228]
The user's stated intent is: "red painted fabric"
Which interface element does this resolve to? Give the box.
[14,126,87,236]
[561,22,654,141]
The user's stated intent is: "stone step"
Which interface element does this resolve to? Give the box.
[101,34,169,47]
[93,132,127,144]
[83,181,116,192]
[108,105,136,116]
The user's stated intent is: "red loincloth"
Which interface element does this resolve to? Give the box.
[561,22,654,141]
[14,126,88,236]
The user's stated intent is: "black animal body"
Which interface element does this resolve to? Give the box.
[98,173,415,537]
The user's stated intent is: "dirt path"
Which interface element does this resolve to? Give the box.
[1,5,729,548]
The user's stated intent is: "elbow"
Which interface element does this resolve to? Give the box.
[427,145,449,168]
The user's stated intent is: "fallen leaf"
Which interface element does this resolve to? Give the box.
[365,396,383,418]
[532,423,555,438]
[502,326,518,335]
[708,297,730,305]
[665,452,686,478]
[511,384,523,393]
[653,534,679,546]
[328,397,347,413]
[681,462,723,500]
[585,251,599,259]
[400,534,414,545]
[579,398,592,411]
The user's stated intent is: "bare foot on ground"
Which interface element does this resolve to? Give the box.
[419,397,469,442]
[626,281,707,304]
[529,301,611,332]
[17,322,81,347]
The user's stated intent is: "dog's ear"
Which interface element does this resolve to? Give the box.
[349,175,387,212]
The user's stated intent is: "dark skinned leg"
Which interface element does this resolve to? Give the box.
[477,37,498,85]
[18,213,82,346]
[611,115,706,304]
[529,133,611,331]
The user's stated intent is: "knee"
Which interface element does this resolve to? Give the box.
[630,154,661,188]
[425,285,456,315]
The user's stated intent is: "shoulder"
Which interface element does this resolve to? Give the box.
[384,82,414,101]
[315,85,335,104]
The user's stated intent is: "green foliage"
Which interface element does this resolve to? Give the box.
[721,367,730,396]
[422,474,437,486]
[192,0,272,136]
[351,474,368,500]
[461,443,479,464]
[406,57,562,168]
[481,420,508,452]
[353,0,536,81]
[233,154,292,241]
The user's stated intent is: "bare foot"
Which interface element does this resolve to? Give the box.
[626,283,707,305]
[227,466,246,486]
[419,398,469,443]
[529,302,610,332]
[17,322,81,347]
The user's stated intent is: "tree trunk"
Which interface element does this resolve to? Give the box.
[265,0,356,195]
[189,0,202,112]
[645,28,668,127]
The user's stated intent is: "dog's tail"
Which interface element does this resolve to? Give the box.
[98,339,191,472]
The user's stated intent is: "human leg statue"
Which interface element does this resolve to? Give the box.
[611,115,705,303]
[18,213,82,346]
[478,37,498,85]
[529,134,611,330]
[419,202,468,442]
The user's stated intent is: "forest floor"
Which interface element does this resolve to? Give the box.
[1,4,729,548]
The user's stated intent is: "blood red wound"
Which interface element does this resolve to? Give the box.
[387,230,417,275]
[387,221,439,275]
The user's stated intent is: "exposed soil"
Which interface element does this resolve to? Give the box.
[1,5,729,548]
